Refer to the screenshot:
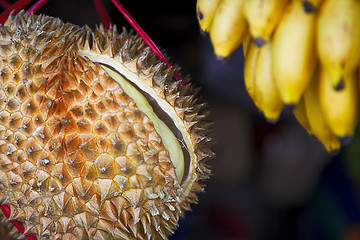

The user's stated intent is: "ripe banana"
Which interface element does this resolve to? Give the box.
[304,71,341,153]
[243,0,289,47]
[317,0,360,90]
[209,0,248,59]
[302,0,324,13]
[196,0,360,153]
[243,40,261,108]
[254,42,284,122]
[242,34,251,57]
[293,96,313,135]
[271,0,316,105]
[318,67,358,143]
[196,0,223,34]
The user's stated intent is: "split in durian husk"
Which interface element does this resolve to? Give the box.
[0,11,214,240]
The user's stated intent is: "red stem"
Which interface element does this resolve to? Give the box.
[93,0,113,30]
[0,0,11,9]
[0,0,33,24]
[111,0,186,86]
[0,204,37,240]
[28,0,49,13]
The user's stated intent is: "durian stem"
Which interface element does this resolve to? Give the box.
[0,0,33,24]
[111,0,186,86]
[93,0,113,30]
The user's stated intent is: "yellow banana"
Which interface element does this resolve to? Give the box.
[293,96,313,135]
[196,0,223,34]
[242,34,251,57]
[271,0,316,105]
[209,0,248,59]
[358,66,360,93]
[243,40,261,108]
[304,72,341,153]
[318,67,358,143]
[317,0,360,90]
[243,0,289,46]
[254,42,284,122]
[302,0,324,13]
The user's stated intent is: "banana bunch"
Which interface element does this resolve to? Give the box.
[196,0,360,153]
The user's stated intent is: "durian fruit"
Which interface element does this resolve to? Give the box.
[0,11,214,239]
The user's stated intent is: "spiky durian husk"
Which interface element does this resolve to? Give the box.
[0,10,214,240]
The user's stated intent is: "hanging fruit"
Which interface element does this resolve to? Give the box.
[196,0,360,153]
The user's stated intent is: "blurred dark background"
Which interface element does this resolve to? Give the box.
[4,0,360,239]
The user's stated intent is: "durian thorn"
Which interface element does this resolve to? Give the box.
[0,204,36,240]
[93,0,113,30]
[0,0,32,24]
[111,0,186,86]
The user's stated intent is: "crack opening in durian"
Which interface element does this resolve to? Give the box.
[79,46,198,202]
[100,64,189,183]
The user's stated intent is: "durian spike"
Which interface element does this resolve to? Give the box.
[0,0,32,24]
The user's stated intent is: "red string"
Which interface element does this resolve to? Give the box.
[0,204,37,240]
[0,0,11,9]
[110,0,186,86]
[28,0,49,13]
[0,0,33,24]
[93,0,113,30]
